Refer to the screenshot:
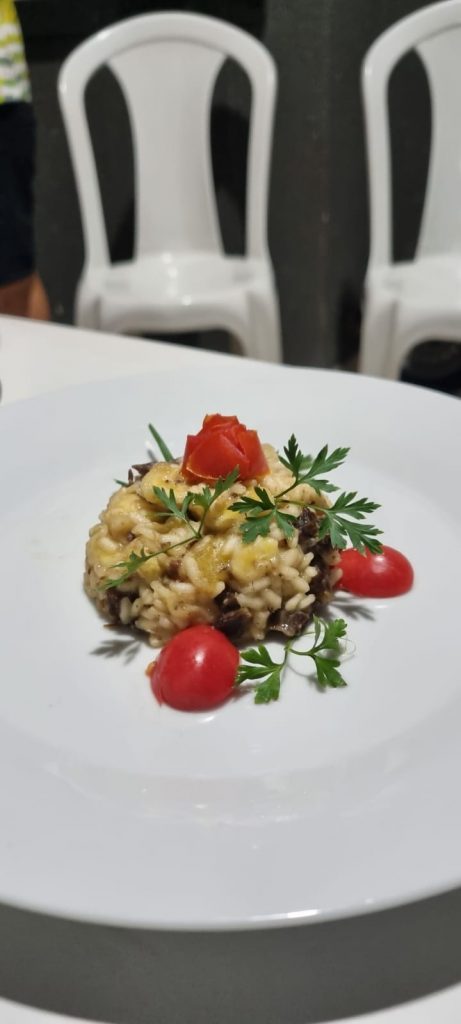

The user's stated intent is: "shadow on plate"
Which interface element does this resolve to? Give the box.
[91,632,143,665]
[329,592,376,622]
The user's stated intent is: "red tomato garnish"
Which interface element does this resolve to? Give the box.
[202,414,240,432]
[149,625,239,711]
[186,431,249,480]
[182,413,268,483]
[337,545,414,598]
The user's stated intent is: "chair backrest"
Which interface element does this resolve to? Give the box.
[58,12,277,269]
[362,0,461,269]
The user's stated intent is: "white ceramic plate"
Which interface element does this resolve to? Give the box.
[1,364,460,930]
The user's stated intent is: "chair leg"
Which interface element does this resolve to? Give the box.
[244,287,282,362]
[75,281,101,330]
[359,292,397,378]
[387,335,412,380]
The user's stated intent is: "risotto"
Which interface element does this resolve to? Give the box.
[84,440,341,648]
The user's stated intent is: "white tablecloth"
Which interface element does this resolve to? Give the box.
[1,314,460,1024]
[0,314,229,405]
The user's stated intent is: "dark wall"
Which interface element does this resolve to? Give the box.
[19,0,435,366]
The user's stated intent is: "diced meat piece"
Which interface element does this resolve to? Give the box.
[105,589,122,623]
[214,587,252,641]
[131,461,155,478]
[268,607,312,638]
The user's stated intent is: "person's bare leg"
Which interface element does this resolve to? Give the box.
[0,275,31,317]
[0,272,50,320]
[27,273,50,320]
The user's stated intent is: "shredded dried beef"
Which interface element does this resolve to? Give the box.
[268,506,335,637]
[130,461,155,478]
[165,560,181,580]
[295,506,334,599]
[268,607,312,638]
[295,506,318,550]
[105,588,122,623]
[214,588,252,641]
[125,456,181,484]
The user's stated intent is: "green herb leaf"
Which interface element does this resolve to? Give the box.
[278,434,305,477]
[114,478,130,488]
[192,468,239,513]
[230,489,275,515]
[236,645,284,701]
[230,488,296,544]
[316,492,383,553]
[297,444,349,493]
[148,423,174,462]
[311,655,347,688]
[239,512,275,542]
[100,533,198,590]
[152,487,196,526]
[254,669,282,703]
[231,436,380,553]
[321,617,348,651]
[299,453,314,471]
[240,644,281,669]
[99,548,155,589]
[274,509,297,539]
[291,616,348,688]
[279,436,349,493]
[236,616,349,703]
[230,491,276,539]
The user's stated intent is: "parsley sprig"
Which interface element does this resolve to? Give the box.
[101,541,189,589]
[230,487,297,543]
[236,616,348,703]
[317,492,382,554]
[101,468,238,590]
[151,469,239,534]
[230,434,383,554]
[279,436,349,494]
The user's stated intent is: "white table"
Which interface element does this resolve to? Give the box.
[1,314,461,1024]
[0,314,228,405]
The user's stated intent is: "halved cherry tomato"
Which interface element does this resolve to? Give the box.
[182,413,268,483]
[337,545,414,598]
[149,625,239,711]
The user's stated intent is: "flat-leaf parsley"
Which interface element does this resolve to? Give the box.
[236,616,349,702]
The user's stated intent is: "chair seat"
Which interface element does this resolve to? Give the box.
[362,256,461,377]
[369,256,461,310]
[93,252,267,309]
[81,252,279,357]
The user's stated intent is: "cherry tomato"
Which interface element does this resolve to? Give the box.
[337,545,414,598]
[182,413,268,483]
[149,625,240,711]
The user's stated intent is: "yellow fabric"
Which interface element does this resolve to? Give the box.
[0,0,19,22]
[0,0,31,103]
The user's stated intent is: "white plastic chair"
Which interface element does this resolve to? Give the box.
[360,0,461,378]
[58,12,281,362]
